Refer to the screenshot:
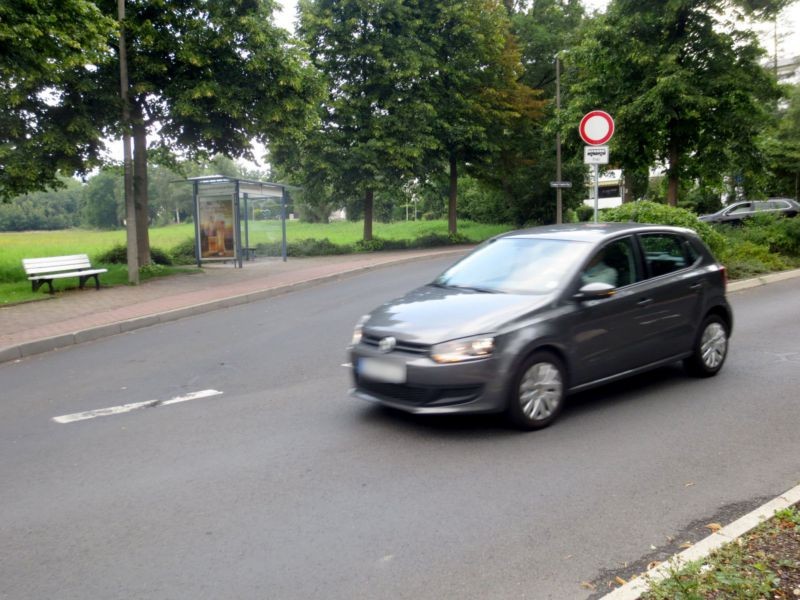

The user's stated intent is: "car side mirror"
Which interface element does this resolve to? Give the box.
[575,282,616,301]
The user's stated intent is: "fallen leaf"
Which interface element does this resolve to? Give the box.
[580,582,596,591]
[647,561,662,570]
[650,545,657,550]
[679,541,694,549]
[705,523,722,533]
[615,576,628,585]
[685,482,695,487]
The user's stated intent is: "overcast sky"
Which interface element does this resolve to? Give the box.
[274,0,800,60]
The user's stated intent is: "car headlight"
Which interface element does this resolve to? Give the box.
[430,336,495,364]
[351,315,370,346]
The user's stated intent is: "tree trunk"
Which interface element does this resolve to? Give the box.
[117,0,138,284]
[132,115,150,265]
[667,139,679,207]
[363,189,373,241]
[448,155,458,235]
[623,171,633,203]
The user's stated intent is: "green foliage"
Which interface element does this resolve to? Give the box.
[0,0,116,199]
[761,83,800,198]
[566,0,781,205]
[576,204,595,222]
[169,238,198,265]
[602,201,726,257]
[719,239,790,279]
[96,244,174,266]
[737,214,800,256]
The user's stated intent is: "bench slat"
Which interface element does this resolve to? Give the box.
[28,268,108,281]
[23,254,93,275]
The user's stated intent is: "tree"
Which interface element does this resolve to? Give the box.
[566,0,783,205]
[0,1,116,200]
[762,83,800,198]
[3,0,320,266]
[293,0,439,240]
[416,0,545,234]
[81,168,121,229]
[472,0,586,226]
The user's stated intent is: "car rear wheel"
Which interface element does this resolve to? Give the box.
[684,315,729,377]
[507,351,566,430]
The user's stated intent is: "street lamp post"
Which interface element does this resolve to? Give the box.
[556,54,563,225]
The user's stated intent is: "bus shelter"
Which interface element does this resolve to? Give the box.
[189,175,289,267]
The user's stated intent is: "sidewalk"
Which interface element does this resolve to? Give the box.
[0,247,470,364]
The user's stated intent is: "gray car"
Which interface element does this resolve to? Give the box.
[698,198,800,224]
[349,223,732,430]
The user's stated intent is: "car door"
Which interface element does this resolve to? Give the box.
[630,232,705,361]
[568,235,655,385]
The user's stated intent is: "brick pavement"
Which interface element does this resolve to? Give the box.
[0,247,469,363]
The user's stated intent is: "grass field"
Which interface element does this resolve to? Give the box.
[0,220,510,305]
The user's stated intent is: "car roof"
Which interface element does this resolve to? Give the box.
[499,222,694,243]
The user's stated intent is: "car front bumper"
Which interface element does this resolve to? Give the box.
[349,344,508,415]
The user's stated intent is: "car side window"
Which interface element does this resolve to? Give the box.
[728,203,752,214]
[581,237,638,289]
[639,234,689,278]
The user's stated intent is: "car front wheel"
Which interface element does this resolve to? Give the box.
[684,315,729,377]
[507,351,566,430]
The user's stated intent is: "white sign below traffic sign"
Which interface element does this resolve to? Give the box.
[584,145,609,164]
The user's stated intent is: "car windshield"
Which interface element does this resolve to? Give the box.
[434,237,588,295]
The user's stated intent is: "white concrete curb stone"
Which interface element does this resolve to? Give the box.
[600,482,800,599]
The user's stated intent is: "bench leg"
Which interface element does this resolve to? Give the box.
[32,280,55,294]
[79,274,102,290]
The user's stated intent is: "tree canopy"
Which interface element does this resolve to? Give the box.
[566,0,783,205]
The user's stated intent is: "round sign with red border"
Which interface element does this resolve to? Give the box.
[579,110,615,145]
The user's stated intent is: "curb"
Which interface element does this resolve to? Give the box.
[0,249,466,365]
[600,482,800,599]
[727,267,800,292]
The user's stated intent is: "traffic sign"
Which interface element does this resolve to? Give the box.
[549,181,572,188]
[584,145,609,164]
[579,110,615,145]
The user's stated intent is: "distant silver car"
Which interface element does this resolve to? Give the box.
[349,223,732,430]
[699,198,800,224]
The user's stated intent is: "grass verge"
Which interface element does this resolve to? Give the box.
[642,504,800,599]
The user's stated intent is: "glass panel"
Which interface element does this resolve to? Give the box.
[435,238,587,295]
[581,237,637,288]
[640,234,688,277]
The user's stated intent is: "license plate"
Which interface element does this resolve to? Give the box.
[358,358,406,384]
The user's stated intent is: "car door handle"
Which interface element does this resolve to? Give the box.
[637,298,653,306]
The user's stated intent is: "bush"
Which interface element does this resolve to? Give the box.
[96,244,173,266]
[170,238,198,264]
[353,237,409,252]
[738,214,800,257]
[602,201,726,257]
[718,240,790,280]
[576,204,595,222]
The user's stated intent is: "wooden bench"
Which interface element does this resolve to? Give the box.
[22,254,108,294]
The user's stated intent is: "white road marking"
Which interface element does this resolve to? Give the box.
[52,389,223,424]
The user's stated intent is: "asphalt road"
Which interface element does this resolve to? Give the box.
[1,257,799,600]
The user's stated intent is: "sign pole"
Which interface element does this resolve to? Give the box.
[594,164,600,223]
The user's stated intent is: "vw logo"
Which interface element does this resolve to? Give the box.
[378,337,396,353]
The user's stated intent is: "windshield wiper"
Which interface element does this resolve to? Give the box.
[451,284,500,294]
